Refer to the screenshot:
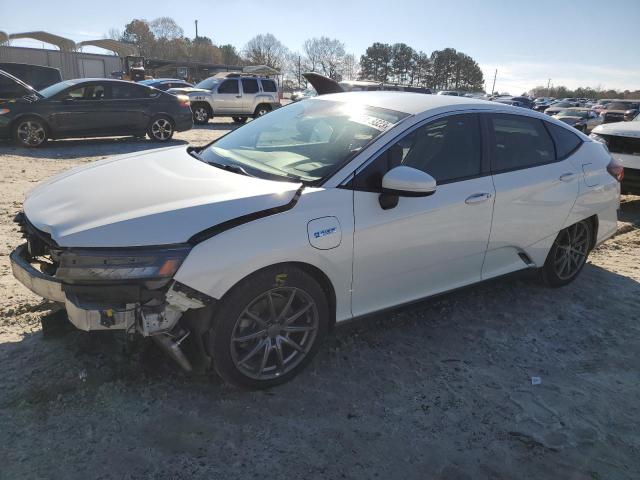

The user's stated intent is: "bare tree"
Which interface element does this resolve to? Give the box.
[106,28,122,41]
[150,17,184,40]
[243,33,288,71]
[341,53,359,81]
[303,37,346,80]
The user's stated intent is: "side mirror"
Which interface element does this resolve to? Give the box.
[379,166,436,210]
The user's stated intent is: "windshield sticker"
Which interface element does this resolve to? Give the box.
[349,114,394,132]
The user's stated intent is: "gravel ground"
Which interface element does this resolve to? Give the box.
[1,124,639,480]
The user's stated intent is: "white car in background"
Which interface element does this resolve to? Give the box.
[591,113,640,193]
[11,93,621,389]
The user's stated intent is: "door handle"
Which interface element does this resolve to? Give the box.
[559,172,577,182]
[465,192,492,205]
[235,95,242,98]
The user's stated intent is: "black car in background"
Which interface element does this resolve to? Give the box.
[0,62,63,91]
[507,96,534,109]
[601,100,640,124]
[0,74,193,147]
[139,78,194,91]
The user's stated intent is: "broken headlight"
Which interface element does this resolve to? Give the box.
[55,245,191,283]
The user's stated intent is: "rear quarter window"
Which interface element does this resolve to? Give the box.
[545,122,583,159]
[261,79,277,92]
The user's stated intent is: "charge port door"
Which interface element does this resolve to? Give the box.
[307,217,342,250]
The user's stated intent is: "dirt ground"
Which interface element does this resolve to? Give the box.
[1,123,639,480]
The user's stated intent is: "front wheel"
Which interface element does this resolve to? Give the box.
[147,116,174,142]
[192,104,210,125]
[210,266,329,389]
[540,220,592,287]
[232,116,248,124]
[13,117,48,147]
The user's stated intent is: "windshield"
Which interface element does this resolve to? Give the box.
[138,79,156,86]
[558,109,588,118]
[199,99,408,183]
[552,102,572,108]
[195,77,220,90]
[39,80,79,98]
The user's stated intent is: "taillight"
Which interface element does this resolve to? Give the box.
[607,158,624,182]
[177,95,190,108]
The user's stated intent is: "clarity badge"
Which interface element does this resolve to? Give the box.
[313,227,337,239]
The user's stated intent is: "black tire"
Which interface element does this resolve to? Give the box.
[147,115,174,142]
[192,103,210,125]
[13,116,48,147]
[210,265,329,389]
[232,116,248,124]
[253,104,271,118]
[540,220,592,287]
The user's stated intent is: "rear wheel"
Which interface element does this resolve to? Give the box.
[540,220,592,287]
[192,104,210,125]
[147,115,174,142]
[13,117,48,147]
[232,116,248,124]
[209,266,329,389]
[253,104,271,118]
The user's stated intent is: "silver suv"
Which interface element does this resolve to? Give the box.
[168,73,281,125]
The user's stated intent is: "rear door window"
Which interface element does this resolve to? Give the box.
[488,114,555,172]
[112,83,156,99]
[242,78,259,94]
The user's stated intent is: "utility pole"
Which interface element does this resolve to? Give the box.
[491,69,497,95]
[547,78,551,96]
[195,20,199,40]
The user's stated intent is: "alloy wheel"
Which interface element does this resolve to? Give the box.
[553,222,590,280]
[17,121,46,146]
[194,107,208,123]
[256,107,269,117]
[151,118,173,140]
[230,287,319,381]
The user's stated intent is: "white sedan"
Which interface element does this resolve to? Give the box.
[11,92,621,388]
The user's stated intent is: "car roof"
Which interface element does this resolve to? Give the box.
[311,91,509,115]
[65,78,147,85]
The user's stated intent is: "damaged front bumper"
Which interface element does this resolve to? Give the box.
[10,243,212,336]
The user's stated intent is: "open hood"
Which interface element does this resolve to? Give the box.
[302,72,344,95]
[24,146,301,247]
[0,68,42,100]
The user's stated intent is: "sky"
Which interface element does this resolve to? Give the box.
[2,0,639,94]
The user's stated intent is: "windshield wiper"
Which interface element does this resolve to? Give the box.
[210,161,254,177]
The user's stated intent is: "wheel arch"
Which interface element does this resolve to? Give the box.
[254,103,272,115]
[148,111,176,125]
[10,113,53,137]
[216,261,337,329]
[191,101,212,115]
[586,214,598,251]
